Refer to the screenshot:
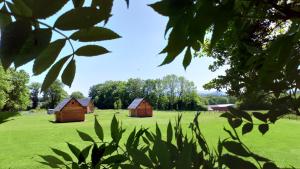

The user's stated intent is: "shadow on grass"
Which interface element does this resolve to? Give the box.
[0,112,20,124]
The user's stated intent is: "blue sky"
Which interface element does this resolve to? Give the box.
[20,0,226,96]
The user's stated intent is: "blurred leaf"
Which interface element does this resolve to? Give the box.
[94,117,104,141]
[153,139,170,168]
[0,5,12,28]
[33,39,66,75]
[23,0,68,18]
[72,0,84,8]
[149,1,170,16]
[55,7,106,30]
[41,55,70,91]
[67,143,81,158]
[70,27,121,42]
[253,112,268,123]
[263,162,280,169]
[242,123,253,135]
[129,148,153,167]
[111,115,119,141]
[78,145,92,164]
[228,118,242,128]
[258,124,269,135]
[221,154,257,169]
[0,20,31,69]
[91,143,105,167]
[102,154,127,164]
[39,155,64,168]
[12,0,32,17]
[14,28,52,67]
[183,47,192,70]
[51,148,73,162]
[75,45,110,56]
[223,141,250,157]
[155,123,162,139]
[62,59,76,87]
[77,130,94,142]
[91,0,113,23]
[120,164,140,169]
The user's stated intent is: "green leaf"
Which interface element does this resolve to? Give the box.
[0,20,31,69]
[126,128,136,148]
[221,154,257,169]
[263,162,279,169]
[153,139,170,168]
[183,47,192,70]
[78,145,92,164]
[167,121,173,143]
[39,155,64,167]
[12,0,32,17]
[91,144,105,167]
[94,117,104,141]
[23,0,68,18]
[223,141,250,157]
[51,148,73,162]
[77,130,94,142]
[62,59,76,87]
[155,123,162,139]
[15,28,52,67]
[67,143,81,158]
[128,149,153,167]
[33,39,66,75]
[55,7,106,30]
[76,45,110,57]
[228,118,242,128]
[242,123,253,135]
[72,0,84,8]
[258,124,269,135]
[101,154,127,164]
[0,5,12,29]
[120,164,140,169]
[91,0,113,23]
[253,112,268,123]
[41,55,71,91]
[111,115,119,141]
[149,1,170,16]
[70,27,121,42]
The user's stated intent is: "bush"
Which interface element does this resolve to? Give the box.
[40,109,282,169]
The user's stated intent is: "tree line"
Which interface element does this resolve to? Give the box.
[0,66,240,112]
[89,75,207,111]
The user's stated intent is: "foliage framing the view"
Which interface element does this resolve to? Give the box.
[0,0,128,91]
[149,0,300,122]
[40,112,281,169]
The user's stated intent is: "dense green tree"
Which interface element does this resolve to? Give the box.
[70,91,85,99]
[0,66,11,110]
[29,82,41,109]
[42,80,68,109]
[113,99,122,110]
[3,69,30,111]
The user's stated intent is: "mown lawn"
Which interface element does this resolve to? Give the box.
[0,110,299,169]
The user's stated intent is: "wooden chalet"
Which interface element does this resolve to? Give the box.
[53,98,94,123]
[128,98,153,117]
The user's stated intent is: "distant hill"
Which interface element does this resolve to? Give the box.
[199,90,226,96]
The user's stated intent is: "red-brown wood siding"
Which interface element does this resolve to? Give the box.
[56,99,85,122]
[129,100,153,117]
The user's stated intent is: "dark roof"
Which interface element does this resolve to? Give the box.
[53,98,72,112]
[54,98,92,112]
[78,98,92,107]
[128,98,144,109]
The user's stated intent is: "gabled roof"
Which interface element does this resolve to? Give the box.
[128,98,144,109]
[53,98,72,112]
[78,98,92,107]
[54,98,92,112]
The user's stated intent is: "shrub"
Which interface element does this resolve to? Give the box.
[40,110,281,169]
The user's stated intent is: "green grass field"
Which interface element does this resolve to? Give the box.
[0,110,300,169]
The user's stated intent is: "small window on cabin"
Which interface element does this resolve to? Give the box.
[72,101,74,104]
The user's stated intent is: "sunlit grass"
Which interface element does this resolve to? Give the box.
[0,110,299,168]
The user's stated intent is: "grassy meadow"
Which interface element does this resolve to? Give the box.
[0,110,299,169]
